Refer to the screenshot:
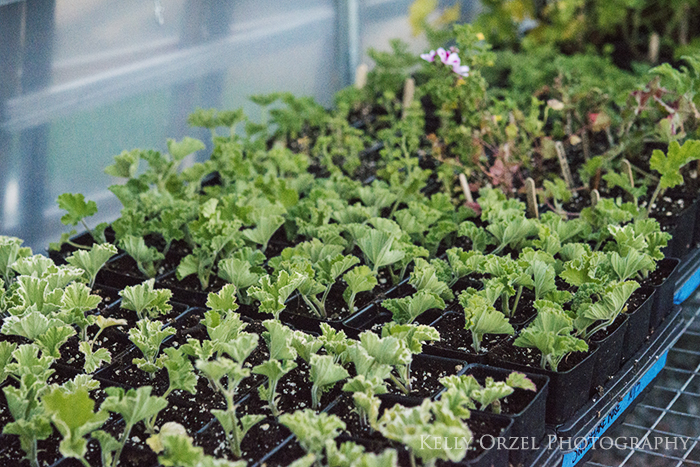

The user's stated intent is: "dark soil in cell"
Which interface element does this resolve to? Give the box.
[639,258,677,287]
[625,287,652,313]
[490,338,591,372]
[157,272,229,297]
[493,290,538,327]
[430,312,512,356]
[284,282,355,321]
[382,356,465,398]
[55,327,132,372]
[589,313,626,342]
[194,416,292,466]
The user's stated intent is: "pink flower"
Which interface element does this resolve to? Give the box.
[420,50,436,62]
[420,47,470,77]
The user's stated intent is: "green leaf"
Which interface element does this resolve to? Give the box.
[205,283,240,314]
[218,258,262,291]
[261,319,297,361]
[650,140,700,189]
[459,293,514,353]
[342,266,377,312]
[57,193,98,226]
[119,279,173,320]
[409,258,453,301]
[162,347,198,395]
[128,319,176,375]
[101,386,168,430]
[309,354,349,408]
[42,387,109,459]
[0,341,18,385]
[505,372,537,392]
[79,342,112,374]
[66,242,118,287]
[119,236,164,278]
[167,137,206,161]
[357,230,405,273]
[242,215,285,251]
[279,410,345,457]
[382,291,445,325]
[249,271,304,319]
[35,325,76,359]
[291,331,323,364]
[105,149,141,178]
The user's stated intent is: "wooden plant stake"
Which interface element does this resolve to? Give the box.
[458,173,474,204]
[402,77,415,119]
[355,64,368,89]
[555,141,574,189]
[591,189,600,207]
[525,178,539,219]
[648,32,660,64]
[621,159,634,187]
[581,130,591,161]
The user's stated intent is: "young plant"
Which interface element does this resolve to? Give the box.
[1,310,76,359]
[176,200,244,290]
[408,258,454,301]
[2,344,55,467]
[196,333,263,458]
[356,229,405,275]
[79,316,126,374]
[97,386,168,467]
[119,279,173,320]
[440,372,536,414]
[65,243,118,288]
[128,319,176,380]
[646,139,700,216]
[480,255,534,318]
[242,213,285,252]
[52,193,109,249]
[381,290,445,325]
[41,387,109,467]
[574,281,640,340]
[381,322,440,394]
[118,236,164,278]
[0,236,31,284]
[309,354,349,409]
[252,320,298,416]
[217,253,265,305]
[354,330,411,394]
[378,398,472,467]
[342,265,377,313]
[147,422,246,467]
[249,270,305,320]
[514,301,589,371]
[439,248,485,287]
[458,291,514,353]
[342,375,388,430]
[278,410,346,462]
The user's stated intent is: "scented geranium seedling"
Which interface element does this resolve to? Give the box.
[378,398,472,467]
[51,193,109,251]
[440,372,536,414]
[458,291,514,353]
[252,320,299,416]
[342,375,388,430]
[119,279,173,320]
[381,290,445,325]
[309,354,349,409]
[279,410,346,462]
[514,301,589,371]
[147,422,246,467]
[242,212,285,253]
[356,229,405,276]
[573,280,640,340]
[645,139,700,216]
[129,318,176,381]
[342,265,377,313]
[65,243,118,288]
[218,248,266,305]
[118,235,164,278]
[249,270,305,320]
[196,333,263,458]
[409,258,453,301]
[0,236,31,284]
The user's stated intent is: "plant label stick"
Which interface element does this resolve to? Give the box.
[355,64,368,89]
[591,189,600,207]
[458,173,474,204]
[621,159,634,187]
[648,32,660,64]
[402,77,415,119]
[555,141,574,189]
[525,177,539,219]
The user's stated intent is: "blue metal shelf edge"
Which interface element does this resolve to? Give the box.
[673,246,700,304]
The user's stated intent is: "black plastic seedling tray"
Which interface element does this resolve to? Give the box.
[521,244,700,467]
